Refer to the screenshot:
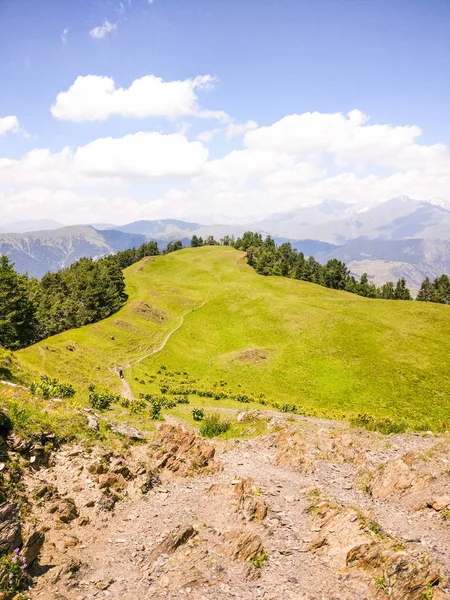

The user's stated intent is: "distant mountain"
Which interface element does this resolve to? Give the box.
[318,238,450,292]
[0,226,147,278]
[115,219,201,235]
[0,219,64,234]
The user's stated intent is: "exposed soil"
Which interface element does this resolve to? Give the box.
[20,415,450,600]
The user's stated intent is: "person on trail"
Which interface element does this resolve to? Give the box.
[118,366,124,379]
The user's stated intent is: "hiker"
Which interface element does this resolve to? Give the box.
[118,366,124,379]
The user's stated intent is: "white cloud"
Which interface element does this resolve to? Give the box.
[245,109,450,171]
[0,131,208,189]
[225,120,258,140]
[75,132,208,178]
[61,28,69,45]
[3,108,450,223]
[51,74,228,122]
[89,20,117,40]
[0,116,20,136]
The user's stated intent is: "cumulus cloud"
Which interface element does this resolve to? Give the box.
[0,132,208,188]
[244,109,450,171]
[3,108,450,222]
[51,74,228,122]
[89,20,117,39]
[0,116,20,136]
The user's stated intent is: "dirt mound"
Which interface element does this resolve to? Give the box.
[132,301,167,323]
[230,348,269,364]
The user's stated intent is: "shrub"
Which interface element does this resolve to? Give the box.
[151,402,161,420]
[0,548,29,594]
[200,413,230,438]
[30,375,76,400]
[351,413,406,435]
[192,408,204,422]
[176,396,190,404]
[280,403,298,414]
[88,386,117,411]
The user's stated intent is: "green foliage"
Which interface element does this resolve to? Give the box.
[351,413,406,435]
[0,548,29,594]
[417,274,450,304]
[151,402,162,420]
[199,413,230,438]
[0,256,35,349]
[88,385,117,410]
[249,550,269,568]
[192,408,204,421]
[30,375,75,400]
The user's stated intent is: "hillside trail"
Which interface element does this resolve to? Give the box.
[114,292,211,400]
[27,416,450,600]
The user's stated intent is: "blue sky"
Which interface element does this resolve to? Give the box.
[1,0,450,224]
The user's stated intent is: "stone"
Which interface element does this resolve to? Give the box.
[57,498,79,523]
[148,524,196,563]
[369,458,416,500]
[108,422,145,441]
[87,415,99,431]
[0,502,22,556]
[431,495,450,511]
[150,425,220,477]
[226,530,265,562]
[236,410,263,423]
[23,530,45,566]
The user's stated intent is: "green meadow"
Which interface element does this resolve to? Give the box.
[15,246,450,431]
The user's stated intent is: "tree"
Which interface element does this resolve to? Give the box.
[165,240,183,254]
[417,277,433,302]
[0,256,35,349]
[191,235,201,247]
[394,278,412,300]
[380,281,395,299]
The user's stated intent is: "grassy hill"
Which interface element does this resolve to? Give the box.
[15,246,450,431]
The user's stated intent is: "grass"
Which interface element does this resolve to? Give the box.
[13,246,450,432]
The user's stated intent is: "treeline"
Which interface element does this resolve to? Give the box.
[0,239,177,350]
[224,231,450,304]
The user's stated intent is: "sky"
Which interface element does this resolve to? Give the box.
[1,0,450,225]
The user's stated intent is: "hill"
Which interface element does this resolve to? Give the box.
[15,246,450,431]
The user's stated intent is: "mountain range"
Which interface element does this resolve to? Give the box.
[1,196,450,290]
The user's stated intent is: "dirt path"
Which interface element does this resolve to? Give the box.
[28,419,450,600]
[129,293,210,368]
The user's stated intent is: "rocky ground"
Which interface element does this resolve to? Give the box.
[2,411,450,599]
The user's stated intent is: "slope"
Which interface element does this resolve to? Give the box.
[16,246,450,430]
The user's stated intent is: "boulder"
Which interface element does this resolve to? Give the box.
[430,495,450,511]
[56,498,79,523]
[151,424,220,477]
[0,503,22,556]
[148,525,196,563]
[226,530,265,562]
[23,530,45,566]
[108,422,145,440]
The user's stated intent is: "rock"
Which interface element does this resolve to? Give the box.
[433,589,450,600]
[0,502,22,556]
[237,410,263,423]
[57,498,79,523]
[108,422,145,440]
[226,530,266,562]
[87,461,107,475]
[273,431,315,473]
[23,530,45,566]
[33,482,58,500]
[369,458,416,500]
[76,516,90,526]
[87,415,99,431]
[234,478,267,521]
[99,473,120,490]
[150,424,220,477]
[148,525,197,563]
[431,495,450,511]
[347,542,442,600]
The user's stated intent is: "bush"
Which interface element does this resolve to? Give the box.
[351,413,406,435]
[199,413,230,438]
[151,402,161,420]
[88,385,117,411]
[192,408,204,422]
[280,403,298,414]
[30,375,76,400]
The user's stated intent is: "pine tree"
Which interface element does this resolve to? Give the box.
[0,256,35,348]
